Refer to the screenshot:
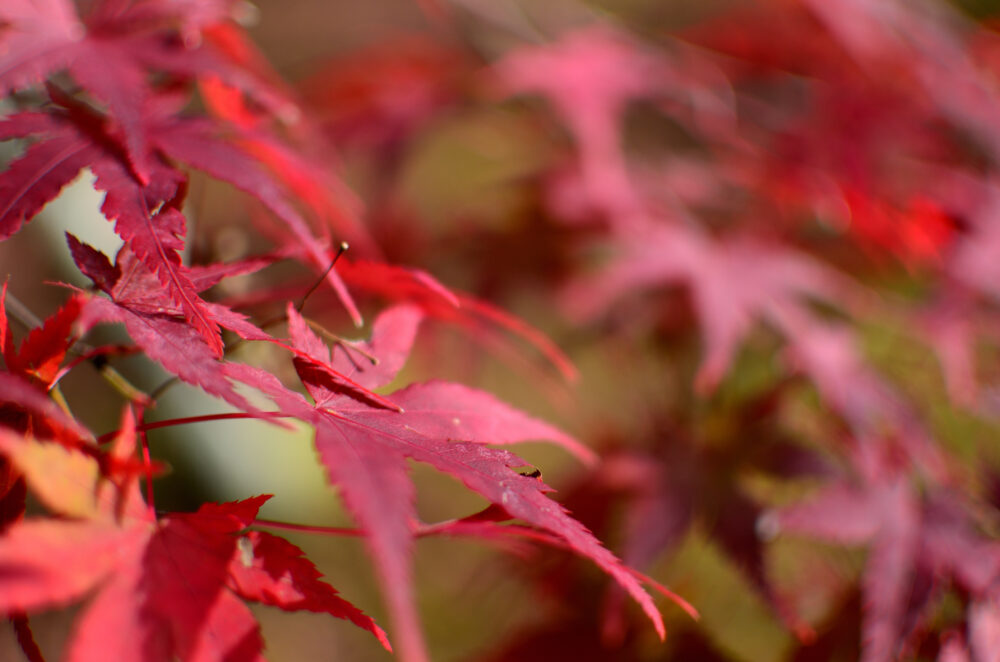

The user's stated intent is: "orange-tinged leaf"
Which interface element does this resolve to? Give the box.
[0,494,390,660]
[0,431,98,518]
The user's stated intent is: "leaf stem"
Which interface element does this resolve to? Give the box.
[296,241,349,313]
[96,364,152,405]
[10,613,45,662]
[49,384,73,418]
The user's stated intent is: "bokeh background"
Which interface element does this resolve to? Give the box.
[8,0,1000,660]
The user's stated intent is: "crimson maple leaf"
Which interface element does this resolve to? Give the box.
[68,236,280,415]
[0,428,389,661]
[0,282,83,388]
[0,96,226,354]
[1,89,362,330]
[216,304,659,662]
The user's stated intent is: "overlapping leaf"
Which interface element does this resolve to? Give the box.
[0,0,291,183]
[0,419,389,661]
[0,99,224,353]
[70,237,273,413]
[564,220,859,392]
[0,489,388,660]
[221,304,657,662]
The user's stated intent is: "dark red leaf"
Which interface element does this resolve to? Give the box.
[0,102,229,355]
[66,233,121,293]
[90,155,224,356]
[0,120,96,240]
[228,529,392,651]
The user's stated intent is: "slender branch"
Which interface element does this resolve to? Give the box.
[147,376,178,403]
[48,384,73,418]
[96,411,292,444]
[253,519,366,537]
[3,292,45,330]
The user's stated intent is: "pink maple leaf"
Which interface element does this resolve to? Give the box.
[767,439,1000,662]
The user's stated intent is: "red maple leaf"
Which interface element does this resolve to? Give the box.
[0,486,388,660]
[0,410,389,661]
[68,237,279,415]
[138,104,362,324]
[0,282,84,388]
[0,96,227,354]
[213,304,658,662]
[2,80,358,346]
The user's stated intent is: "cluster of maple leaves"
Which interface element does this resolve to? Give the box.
[0,1,687,661]
[6,0,1000,660]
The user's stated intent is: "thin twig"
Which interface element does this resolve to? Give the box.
[253,518,366,537]
[296,241,349,313]
[148,241,350,401]
[96,411,292,444]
